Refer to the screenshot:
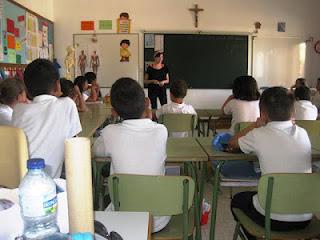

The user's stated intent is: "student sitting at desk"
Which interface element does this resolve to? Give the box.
[0,78,28,125]
[84,71,101,101]
[228,87,312,240]
[60,78,87,112]
[93,77,170,233]
[74,75,90,102]
[222,75,260,135]
[294,86,318,120]
[12,59,82,178]
[155,79,196,137]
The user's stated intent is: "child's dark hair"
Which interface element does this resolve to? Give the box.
[60,78,74,97]
[0,78,26,105]
[295,78,307,87]
[24,59,59,98]
[232,76,260,101]
[294,86,311,101]
[259,87,294,121]
[120,39,130,46]
[74,76,87,93]
[111,78,145,120]
[170,79,188,98]
[84,72,97,84]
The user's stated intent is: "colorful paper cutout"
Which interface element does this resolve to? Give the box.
[7,49,16,63]
[7,18,15,34]
[16,40,21,51]
[18,15,25,22]
[16,54,21,64]
[7,35,15,49]
[99,20,112,30]
[14,28,19,37]
[81,21,94,30]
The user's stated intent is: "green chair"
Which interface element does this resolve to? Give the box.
[159,114,196,137]
[109,174,195,240]
[295,120,320,150]
[232,173,320,240]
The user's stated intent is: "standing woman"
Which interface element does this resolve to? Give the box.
[144,51,170,109]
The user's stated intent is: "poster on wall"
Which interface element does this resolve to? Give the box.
[26,12,39,63]
[75,43,102,77]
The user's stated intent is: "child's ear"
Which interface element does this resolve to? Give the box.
[111,108,119,118]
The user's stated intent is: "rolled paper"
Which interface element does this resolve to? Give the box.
[65,137,94,234]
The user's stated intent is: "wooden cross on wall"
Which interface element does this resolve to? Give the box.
[189,4,204,28]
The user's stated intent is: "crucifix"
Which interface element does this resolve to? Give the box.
[189,4,204,28]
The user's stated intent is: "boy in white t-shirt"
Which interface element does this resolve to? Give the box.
[93,78,170,233]
[228,87,312,239]
[155,79,196,137]
[12,59,82,178]
[311,78,320,109]
[294,86,318,120]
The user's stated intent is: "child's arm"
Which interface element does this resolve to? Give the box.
[143,97,153,119]
[221,95,234,114]
[228,117,266,150]
[74,85,87,112]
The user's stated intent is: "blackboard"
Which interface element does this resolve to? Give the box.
[144,33,249,89]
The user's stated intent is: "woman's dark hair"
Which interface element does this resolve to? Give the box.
[74,76,87,93]
[60,78,74,97]
[0,78,26,105]
[111,78,145,120]
[232,76,260,101]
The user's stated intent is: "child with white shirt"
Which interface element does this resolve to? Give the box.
[222,75,260,135]
[93,77,170,233]
[12,59,82,178]
[228,87,312,239]
[155,79,196,137]
[74,75,90,101]
[294,86,318,120]
[0,78,27,125]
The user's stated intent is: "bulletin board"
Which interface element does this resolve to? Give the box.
[0,0,54,64]
[73,33,139,87]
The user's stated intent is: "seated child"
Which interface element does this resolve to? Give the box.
[93,77,170,233]
[84,71,101,101]
[294,86,317,120]
[155,79,196,137]
[222,75,260,135]
[60,78,87,112]
[290,77,307,92]
[229,87,312,240]
[12,59,82,178]
[0,78,27,125]
[74,76,90,101]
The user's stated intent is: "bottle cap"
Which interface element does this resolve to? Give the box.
[27,158,45,170]
[71,233,94,240]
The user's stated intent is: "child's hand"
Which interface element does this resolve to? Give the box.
[74,85,81,96]
[255,117,267,128]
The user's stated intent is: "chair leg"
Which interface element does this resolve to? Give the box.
[233,222,240,240]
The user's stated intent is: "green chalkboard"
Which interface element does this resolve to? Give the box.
[144,34,249,89]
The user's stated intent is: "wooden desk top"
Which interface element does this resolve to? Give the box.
[95,211,150,240]
[166,137,208,162]
[79,103,112,138]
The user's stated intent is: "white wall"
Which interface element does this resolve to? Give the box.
[49,0,320,108]
[14,0,53,20]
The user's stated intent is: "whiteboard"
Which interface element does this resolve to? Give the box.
[73,33,139,87]
[252,37,305,88]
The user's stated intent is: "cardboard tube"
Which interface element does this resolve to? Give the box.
[65,137,94,233]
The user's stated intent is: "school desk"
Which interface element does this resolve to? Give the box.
[78,103,112,138]
[95,211,151,240]
[196,137,320,240]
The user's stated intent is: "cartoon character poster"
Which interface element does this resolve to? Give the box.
[120,39,131,62]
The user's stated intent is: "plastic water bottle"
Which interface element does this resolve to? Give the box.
[19,158,59,239]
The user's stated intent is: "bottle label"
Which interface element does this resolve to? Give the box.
[21,191,57,217]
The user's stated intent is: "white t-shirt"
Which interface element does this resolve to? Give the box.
[93,118,170,232]
[156,102,197,138]
[312,91,320,109]
[294,100,318,120]
[0,104,13,125]
[223,99,260,135]
[239,121,312,222]
[12,95,82,178]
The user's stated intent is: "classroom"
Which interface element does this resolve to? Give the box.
[1,0,320,240]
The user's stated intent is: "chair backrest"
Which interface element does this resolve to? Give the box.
[108,174,195,216]
[234,122,253,133]
[295,120,320,148]
[159,114,196,137]
[0,126,29,188]
[258,173,320,214]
